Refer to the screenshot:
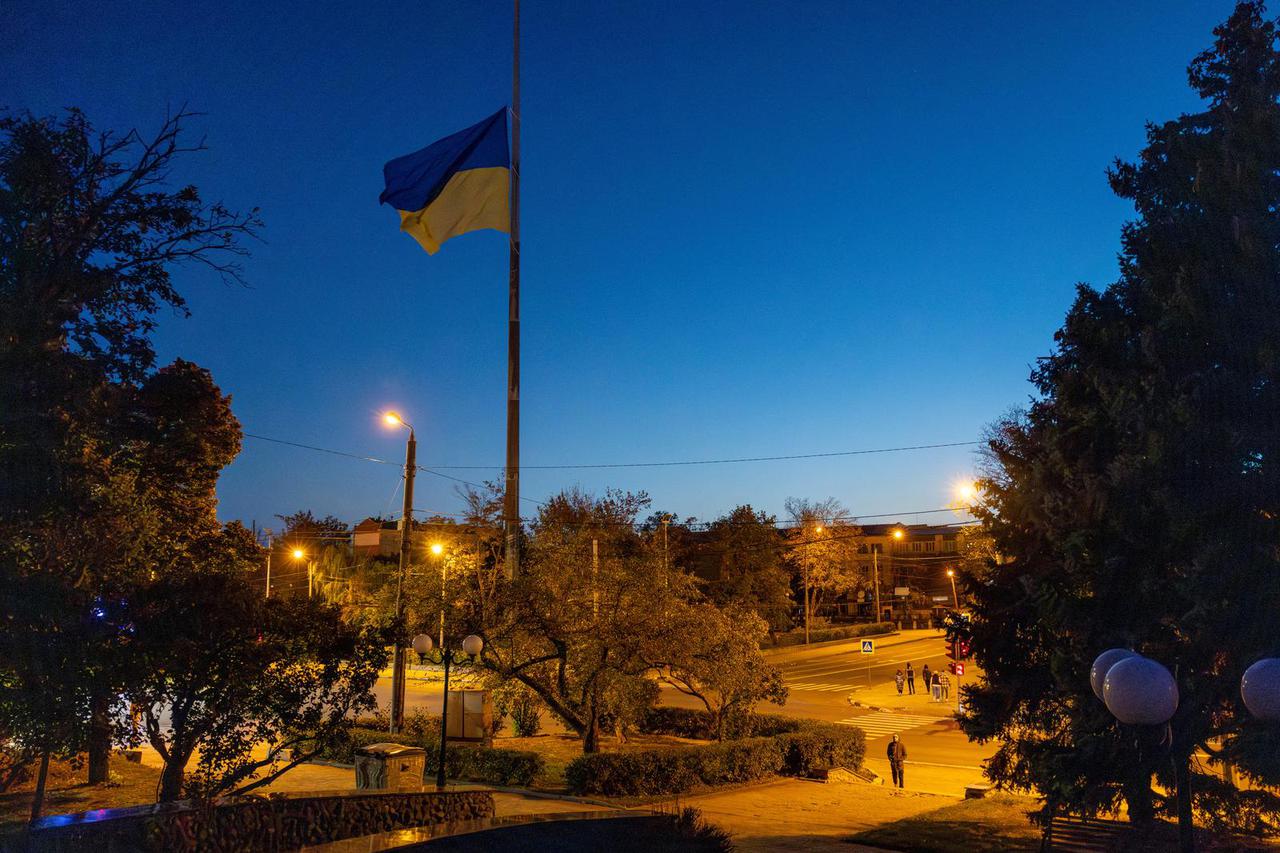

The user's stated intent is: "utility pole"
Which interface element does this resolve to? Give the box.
[264,532,273,599]
[872,548,882,623]
[661,515,670,573]
[390,424,417,734]
[803,562,810,644]
[592,538,599,620]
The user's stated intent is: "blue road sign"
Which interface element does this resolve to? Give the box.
[861,640,874,654]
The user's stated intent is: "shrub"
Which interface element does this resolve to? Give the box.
[570,715,866,796]
[401,710,442,744]
[313,726,401,763]
[776,723,866,776]
[427,745,545,788]
[511,693,542,738]
[565,737,784,797]
[766,622,895,648]
[638,707,804,740]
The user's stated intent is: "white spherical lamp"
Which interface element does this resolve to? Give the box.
[1103,656,1178,725]
[1090,648,1138,700]
[411,633,434,655]
[1241,658,1280,721]
[461,634,484,657]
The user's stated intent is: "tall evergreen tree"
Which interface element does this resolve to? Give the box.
[961,3,1280,845]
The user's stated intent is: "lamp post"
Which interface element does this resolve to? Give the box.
[413,633,483,790]
[889,528,904,625]
[802,524,822,644]
[946,568,959,610]
[290,548,313,598]
[383,411,417,735]
[431,542,445,650]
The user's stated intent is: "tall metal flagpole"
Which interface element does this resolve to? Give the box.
[504,0,522,579]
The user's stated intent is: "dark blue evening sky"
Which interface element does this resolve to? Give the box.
[4,1,1231,531]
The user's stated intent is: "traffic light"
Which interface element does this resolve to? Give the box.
[946,639,958,660]
[958,638,972,659]
[948,661,966,676]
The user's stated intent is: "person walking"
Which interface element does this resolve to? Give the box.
[905,662,916,695]
[894,669,904,695]
[922,663,932,691]
[941,672,951,700]
[887,733,907,788]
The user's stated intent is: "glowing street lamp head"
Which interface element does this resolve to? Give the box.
[892,529,905,540]
[292,548,305,560]
[430,542,444,556]
[382,411,403,427]
[815,525,824,534]
[947,568,955,578]
[954,480,979,504]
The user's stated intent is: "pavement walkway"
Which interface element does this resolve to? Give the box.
[679,777,959,853]
[843,673,963,718]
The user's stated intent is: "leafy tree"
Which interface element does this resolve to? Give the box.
[784,497,865,622]
[703,505,792,631]
[471,488,695,753]
[960,4,1280,844]
[652,603,788,740]
[123,564,389,800]
[0,106,259,797]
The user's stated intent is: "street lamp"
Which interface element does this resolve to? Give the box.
[290,549,316,599]
[946,568,959,610]
[413,633,484,790]
[431,542,446,649]
[382,410,417,734]
[801,522,825,644]
[953,480,979,505]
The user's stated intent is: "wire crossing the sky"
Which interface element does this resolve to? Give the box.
[243,433,979,472]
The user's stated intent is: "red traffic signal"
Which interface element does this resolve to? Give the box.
[948,661,966,676]
[958,638,972,659]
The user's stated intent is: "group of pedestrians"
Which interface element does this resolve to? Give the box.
[893,661,949,700]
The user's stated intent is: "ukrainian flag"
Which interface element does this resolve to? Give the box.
[379,108,510,255]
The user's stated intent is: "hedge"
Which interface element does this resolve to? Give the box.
[311,726,544,787]
[767,621,896,648]
[564,737,783,797]
[566,717,865,796]
[638,707,804,740]
[428,744,545,788]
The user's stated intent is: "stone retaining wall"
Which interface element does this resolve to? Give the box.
[25,789,495,853]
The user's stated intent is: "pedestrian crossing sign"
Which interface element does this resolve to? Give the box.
[861,640,874,654]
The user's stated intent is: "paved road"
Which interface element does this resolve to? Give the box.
[661,631,995,794]
[375,632,995,794]
[775,632,995,794]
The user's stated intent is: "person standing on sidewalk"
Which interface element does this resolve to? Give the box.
[922,663,932,691]
[894,669,904,695]
[887,734,907,788]
[905,662,916,695]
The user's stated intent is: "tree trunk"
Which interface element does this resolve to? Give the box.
[87,692,111,784]
[29,752,50,823]
[1176,755,1195,853]
[1122,774,1155,825]
[583,695,600,754]
[158,756,186,802]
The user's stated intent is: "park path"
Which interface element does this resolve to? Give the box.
[678,777,956,853]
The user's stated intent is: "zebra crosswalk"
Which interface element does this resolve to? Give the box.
[785,680,861,693]
[835,712,941,741]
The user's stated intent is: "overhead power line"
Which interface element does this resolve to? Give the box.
[243,433,979,473]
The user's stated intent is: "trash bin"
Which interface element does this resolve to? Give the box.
[354,743,427,790]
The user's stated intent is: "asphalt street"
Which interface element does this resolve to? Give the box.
[375,631,996,794]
